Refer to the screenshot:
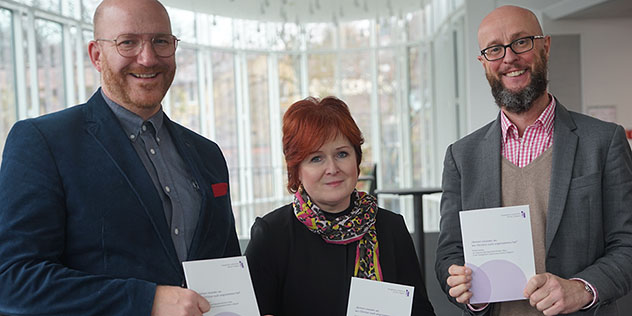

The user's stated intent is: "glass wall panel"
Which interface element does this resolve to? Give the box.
[278,54,301,114]
[410,46,434,186]
[82,0,100,23]
[169,48,200,132]
[67,26,79,105]
[339,51,373,171]
[0,8,15,158]
[376,48,403,213]
[409,46,423,186]
[83,29,99,97]
[168,7,195,43]
[211,51,239,224]
[35,19,65,114]
[407,11,426,42]
[420,46,435,186]
[238,20,268,50]
[377,17,405,46]
[33,0,60,13]
[209,16,233,48]
[377,49,400,187]
[306,23,335,50]
[271,23,301,51]
[0,0,439,236]
[62,0,79,19]
[307,53,335,97]
[22,14,35,111]
[340,20,370,49]
[195,13,211,45]
[277,53,301,191]
[247,54,273,211]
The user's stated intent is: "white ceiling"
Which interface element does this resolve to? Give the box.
[161,0,426,23]
[160,0,632,23]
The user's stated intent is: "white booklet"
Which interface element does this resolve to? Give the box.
[459,205,535,304]
[346,277,414,316]
[182,256,260,316]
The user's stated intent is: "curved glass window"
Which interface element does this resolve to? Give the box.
[0,0,462,237]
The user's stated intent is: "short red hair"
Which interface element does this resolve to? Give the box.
[282,96,364,193]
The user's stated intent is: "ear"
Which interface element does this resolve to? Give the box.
[543,35,551,58]
[88,40,103,72]
[477,55,487,71]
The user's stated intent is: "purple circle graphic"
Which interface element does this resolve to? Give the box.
[469,260,527,304]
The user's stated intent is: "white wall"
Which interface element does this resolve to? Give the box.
[543,16,632,130]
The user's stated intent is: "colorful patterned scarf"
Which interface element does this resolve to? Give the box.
[293,189,383,281]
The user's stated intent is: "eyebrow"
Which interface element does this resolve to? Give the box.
[484,31,532,47]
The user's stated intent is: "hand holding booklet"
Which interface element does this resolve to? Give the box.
[182,256,260,316]
[459,205,535,304]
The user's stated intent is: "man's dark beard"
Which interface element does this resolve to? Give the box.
[487,53,549,114]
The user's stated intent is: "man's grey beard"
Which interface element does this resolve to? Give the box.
[488,54,549,114]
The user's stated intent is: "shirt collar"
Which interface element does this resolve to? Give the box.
[101,89,164,141]
[500,93,556,142]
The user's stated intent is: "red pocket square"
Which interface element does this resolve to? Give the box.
[211,182,228,197]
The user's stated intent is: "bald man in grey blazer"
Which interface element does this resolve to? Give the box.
[435,5,632,316]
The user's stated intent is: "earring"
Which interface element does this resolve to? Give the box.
[298,183,304,194]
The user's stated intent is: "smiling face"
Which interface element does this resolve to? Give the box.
[88,0,176,119]
[298,134,359,213]
[477,6,550,113]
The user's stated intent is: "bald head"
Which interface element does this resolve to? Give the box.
[477,5,543,50]
[93,0,171,39]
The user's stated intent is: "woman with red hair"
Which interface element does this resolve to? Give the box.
[245,97,435,316]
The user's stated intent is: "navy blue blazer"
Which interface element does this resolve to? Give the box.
[0,90,241,315]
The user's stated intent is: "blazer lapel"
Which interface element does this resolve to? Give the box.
[482,115,503,208]
[546,102,578,252]
[83,91,182,273]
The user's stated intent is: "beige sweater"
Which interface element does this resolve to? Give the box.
[493,148,552,316]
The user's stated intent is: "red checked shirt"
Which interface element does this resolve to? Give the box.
[500,94,555,167]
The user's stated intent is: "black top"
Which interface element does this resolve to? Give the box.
[245,204,436,316]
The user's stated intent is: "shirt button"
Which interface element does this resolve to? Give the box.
[174,227,180,235]
[165,185,171,193]
[192,181,199,189]
[129,134,136,140]
[150,148,156,155]
[156,137,161,143]
[142,125,147,131]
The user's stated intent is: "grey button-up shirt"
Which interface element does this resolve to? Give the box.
[103,91,201,262]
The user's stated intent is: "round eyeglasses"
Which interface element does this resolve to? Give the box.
[95,33,180,58]
[480,35,545,61]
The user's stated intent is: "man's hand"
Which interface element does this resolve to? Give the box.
[447,265,474,304]
[151,285,211,316]
[446,265,488,310]
[524,273,592,315]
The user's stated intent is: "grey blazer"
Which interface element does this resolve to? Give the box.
[435,101,632,315]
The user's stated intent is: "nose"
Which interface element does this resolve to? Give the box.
[136,40,159,67]
[502,47,519,64]
[324,158,340,175]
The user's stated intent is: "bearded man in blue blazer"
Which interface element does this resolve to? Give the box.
[0,0,240,315]
[435,5,632,316]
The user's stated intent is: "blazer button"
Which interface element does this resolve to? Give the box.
[181,280,186,288]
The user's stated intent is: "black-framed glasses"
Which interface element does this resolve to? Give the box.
[480,35,545,61]
[95,33,180,58]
